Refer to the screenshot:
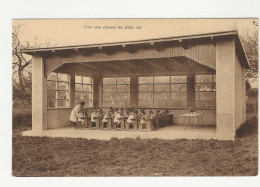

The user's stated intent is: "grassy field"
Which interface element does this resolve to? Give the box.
[12,112,258,176]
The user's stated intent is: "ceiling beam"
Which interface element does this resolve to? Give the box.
[120,60,144,72]
[167,57,187,68]
[72,64,102,76]
[54,63,97,76]
[95,61,133,75]
[141,59,171,72]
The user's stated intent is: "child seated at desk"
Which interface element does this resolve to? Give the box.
[131,107,138,115]
[161,109,170,115]
[139,109,147,124]
[77,112,85,126]
[156,109,162,117]
[97,108,104,121]
[114,108,123,128]
[101,112,110,128]
[91,109,98,127]
[139,110,148,130]
[126,111,137,129]
[148,111,156,119]
[108,107,114,116]
[124,108,130,118]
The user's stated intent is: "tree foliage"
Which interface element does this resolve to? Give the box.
[12,24,51,106]
[240,21,258,80]
[12,24,33,105]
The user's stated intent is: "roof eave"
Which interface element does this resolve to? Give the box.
[21,30,238,54]
[20,30,250,68]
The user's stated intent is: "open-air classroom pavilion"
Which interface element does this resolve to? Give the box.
[21,30,249,140]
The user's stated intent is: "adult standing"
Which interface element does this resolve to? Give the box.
[69,101,85,129]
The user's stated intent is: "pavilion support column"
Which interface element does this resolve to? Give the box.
[216,39,236,140]
[32,55,47,131]
[187,73,195,111]
[93,76,102,108]
[130,76,138,108]
[242,67,246,123]
[69,73,75,108]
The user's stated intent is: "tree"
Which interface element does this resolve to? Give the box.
[12,24,52,106]
[240,21,258,81]
[12,24,33,105]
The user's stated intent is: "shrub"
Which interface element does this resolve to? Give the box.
[247,88,258,97]
[247,103,256,113]
[236,120,258,138]
[13,112,32,129]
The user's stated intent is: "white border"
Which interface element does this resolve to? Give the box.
[0,0,259,187]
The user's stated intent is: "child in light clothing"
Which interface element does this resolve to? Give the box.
[126,111,136,129]
[148,111,156,119]
[156,109,161,117]
[102,112,110,128]
[78,112,85,125]
[124,108,130,118]
[138,110,147,130]
[108,107,114,116]
[139,110,147,124]
[114,109,123,128]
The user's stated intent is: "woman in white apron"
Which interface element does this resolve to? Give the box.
[69,101,85,129]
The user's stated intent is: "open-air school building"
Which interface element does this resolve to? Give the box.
[22,30,249,140]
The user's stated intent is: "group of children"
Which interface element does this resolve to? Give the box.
[71,100,171,130]
[84,107,171,130]
[89,107,137,129]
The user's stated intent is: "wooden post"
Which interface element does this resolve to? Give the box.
[32,55,47,131]
[95,118,100,128]
[130,76,138,108]
[93,76,102,108]
[132,119,138,131]
[70,72,75,108]
[216,39,236,140]
[119,118,125,129]
[107,118,112,130]
[187,73,195,111]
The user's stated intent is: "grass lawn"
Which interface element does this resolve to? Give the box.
[12,114,258,176]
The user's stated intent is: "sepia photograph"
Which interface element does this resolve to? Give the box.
[11,18,258,177]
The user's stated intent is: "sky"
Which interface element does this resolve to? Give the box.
[13,19,258,87]
[13,19,257,47]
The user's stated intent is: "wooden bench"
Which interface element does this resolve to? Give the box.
[112,117,125,130]
[138,119,152,132]
[100,117,112,130]
[125,118,138,131]
[90,117,100,129]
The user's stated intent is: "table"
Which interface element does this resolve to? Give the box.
[179,113,204,129]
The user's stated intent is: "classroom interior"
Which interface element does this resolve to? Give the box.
[46,56,216,130]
